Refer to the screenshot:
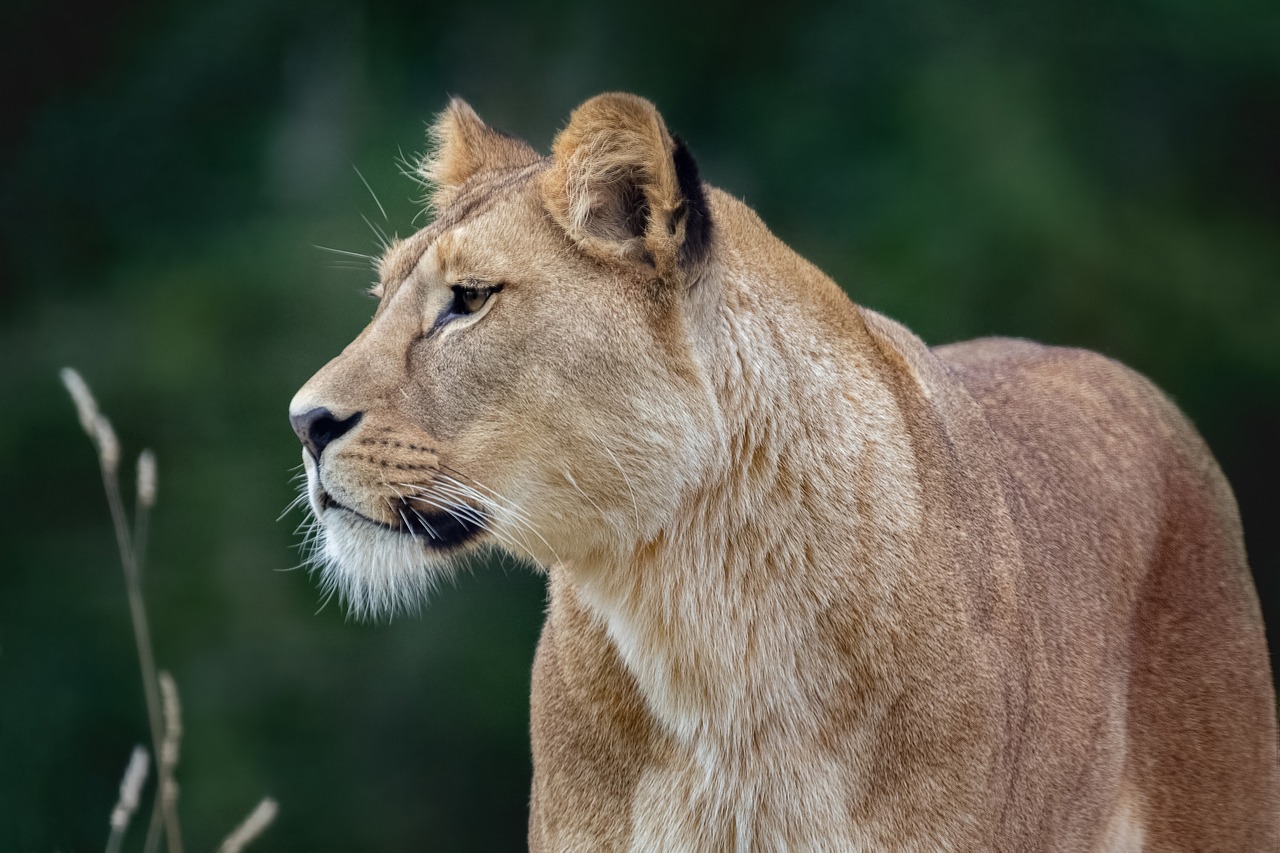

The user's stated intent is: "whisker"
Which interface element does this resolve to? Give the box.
[407,480,528,545]
[352,164,389,222]
[405,505,440,540]
[421,486,497,528]
[404,493,485,529]
[312,244,376,263]
[599,443,641,531]
[427,477,563,568]
[314,581,338,616]
[361,213,391,254]
[435,469,536,526]
[388,496,418,540]
[277,491,311,523]
[396,145,429,190]
[427,476,530,530]
[561,467,607,519]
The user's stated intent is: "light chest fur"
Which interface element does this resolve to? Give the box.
[576,282,928,849]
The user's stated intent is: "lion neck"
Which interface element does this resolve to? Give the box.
[566,201,928,754]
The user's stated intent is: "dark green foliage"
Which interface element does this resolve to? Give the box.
[2,0,1277,849]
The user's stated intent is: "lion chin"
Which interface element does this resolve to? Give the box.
[298,451,474,620]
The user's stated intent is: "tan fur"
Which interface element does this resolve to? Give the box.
[542,94,692,277]
[290,93,1280,850]
[419,98,541,210]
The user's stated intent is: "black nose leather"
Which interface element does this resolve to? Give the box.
[291,407,362,460]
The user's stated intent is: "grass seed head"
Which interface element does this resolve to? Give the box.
[59,367,100,438]
[138,449,158,508]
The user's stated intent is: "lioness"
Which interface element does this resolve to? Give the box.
[289,93,1278,850]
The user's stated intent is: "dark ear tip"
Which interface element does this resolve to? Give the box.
[670,135,712,267]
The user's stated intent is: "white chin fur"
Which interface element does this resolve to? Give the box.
[305,506,457,621]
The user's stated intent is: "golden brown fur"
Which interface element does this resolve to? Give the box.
[289,93,1279,850]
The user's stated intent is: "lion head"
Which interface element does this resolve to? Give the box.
[289,94,720,617]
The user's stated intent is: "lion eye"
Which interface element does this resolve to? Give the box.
[450,284,501,316]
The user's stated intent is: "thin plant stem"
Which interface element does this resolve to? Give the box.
[105,824,127,853]
[101,467,163,759]
[142,797,164,853]
[62,372,188,853]
[100,465,183,853]
[135,449,155,579]
[105,745,149,853]
[216,798,278,853]
[134,501,150,579]
[155,672,183,853]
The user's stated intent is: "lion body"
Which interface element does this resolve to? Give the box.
[290,94,1278,851]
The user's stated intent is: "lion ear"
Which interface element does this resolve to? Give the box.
[541,93,712,279]
[418,98,540,209]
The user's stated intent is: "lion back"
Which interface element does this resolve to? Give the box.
[935,335,1280,849]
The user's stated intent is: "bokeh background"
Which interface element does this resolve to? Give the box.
[3,0,1278,849]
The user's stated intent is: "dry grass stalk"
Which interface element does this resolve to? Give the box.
[216,798,279,853]
[137,450,158,509]
[136,450,157,576]
[67,368,277,853]
[60,367,99,436]
[158,671,182,775]
[144,670,184,853]
[106,745,150,853]
[62,368,182,853]
[95,415,121,473]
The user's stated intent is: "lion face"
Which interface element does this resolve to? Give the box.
[289,95,717,616]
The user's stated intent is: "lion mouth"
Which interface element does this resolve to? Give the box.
[316,488,486,551]
[392,498,486,549]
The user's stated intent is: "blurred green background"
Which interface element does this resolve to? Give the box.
[3,0,1278,849]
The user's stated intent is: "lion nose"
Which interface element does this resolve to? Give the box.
[290,407,363,460]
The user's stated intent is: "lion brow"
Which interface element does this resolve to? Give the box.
[383,161,544,287]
